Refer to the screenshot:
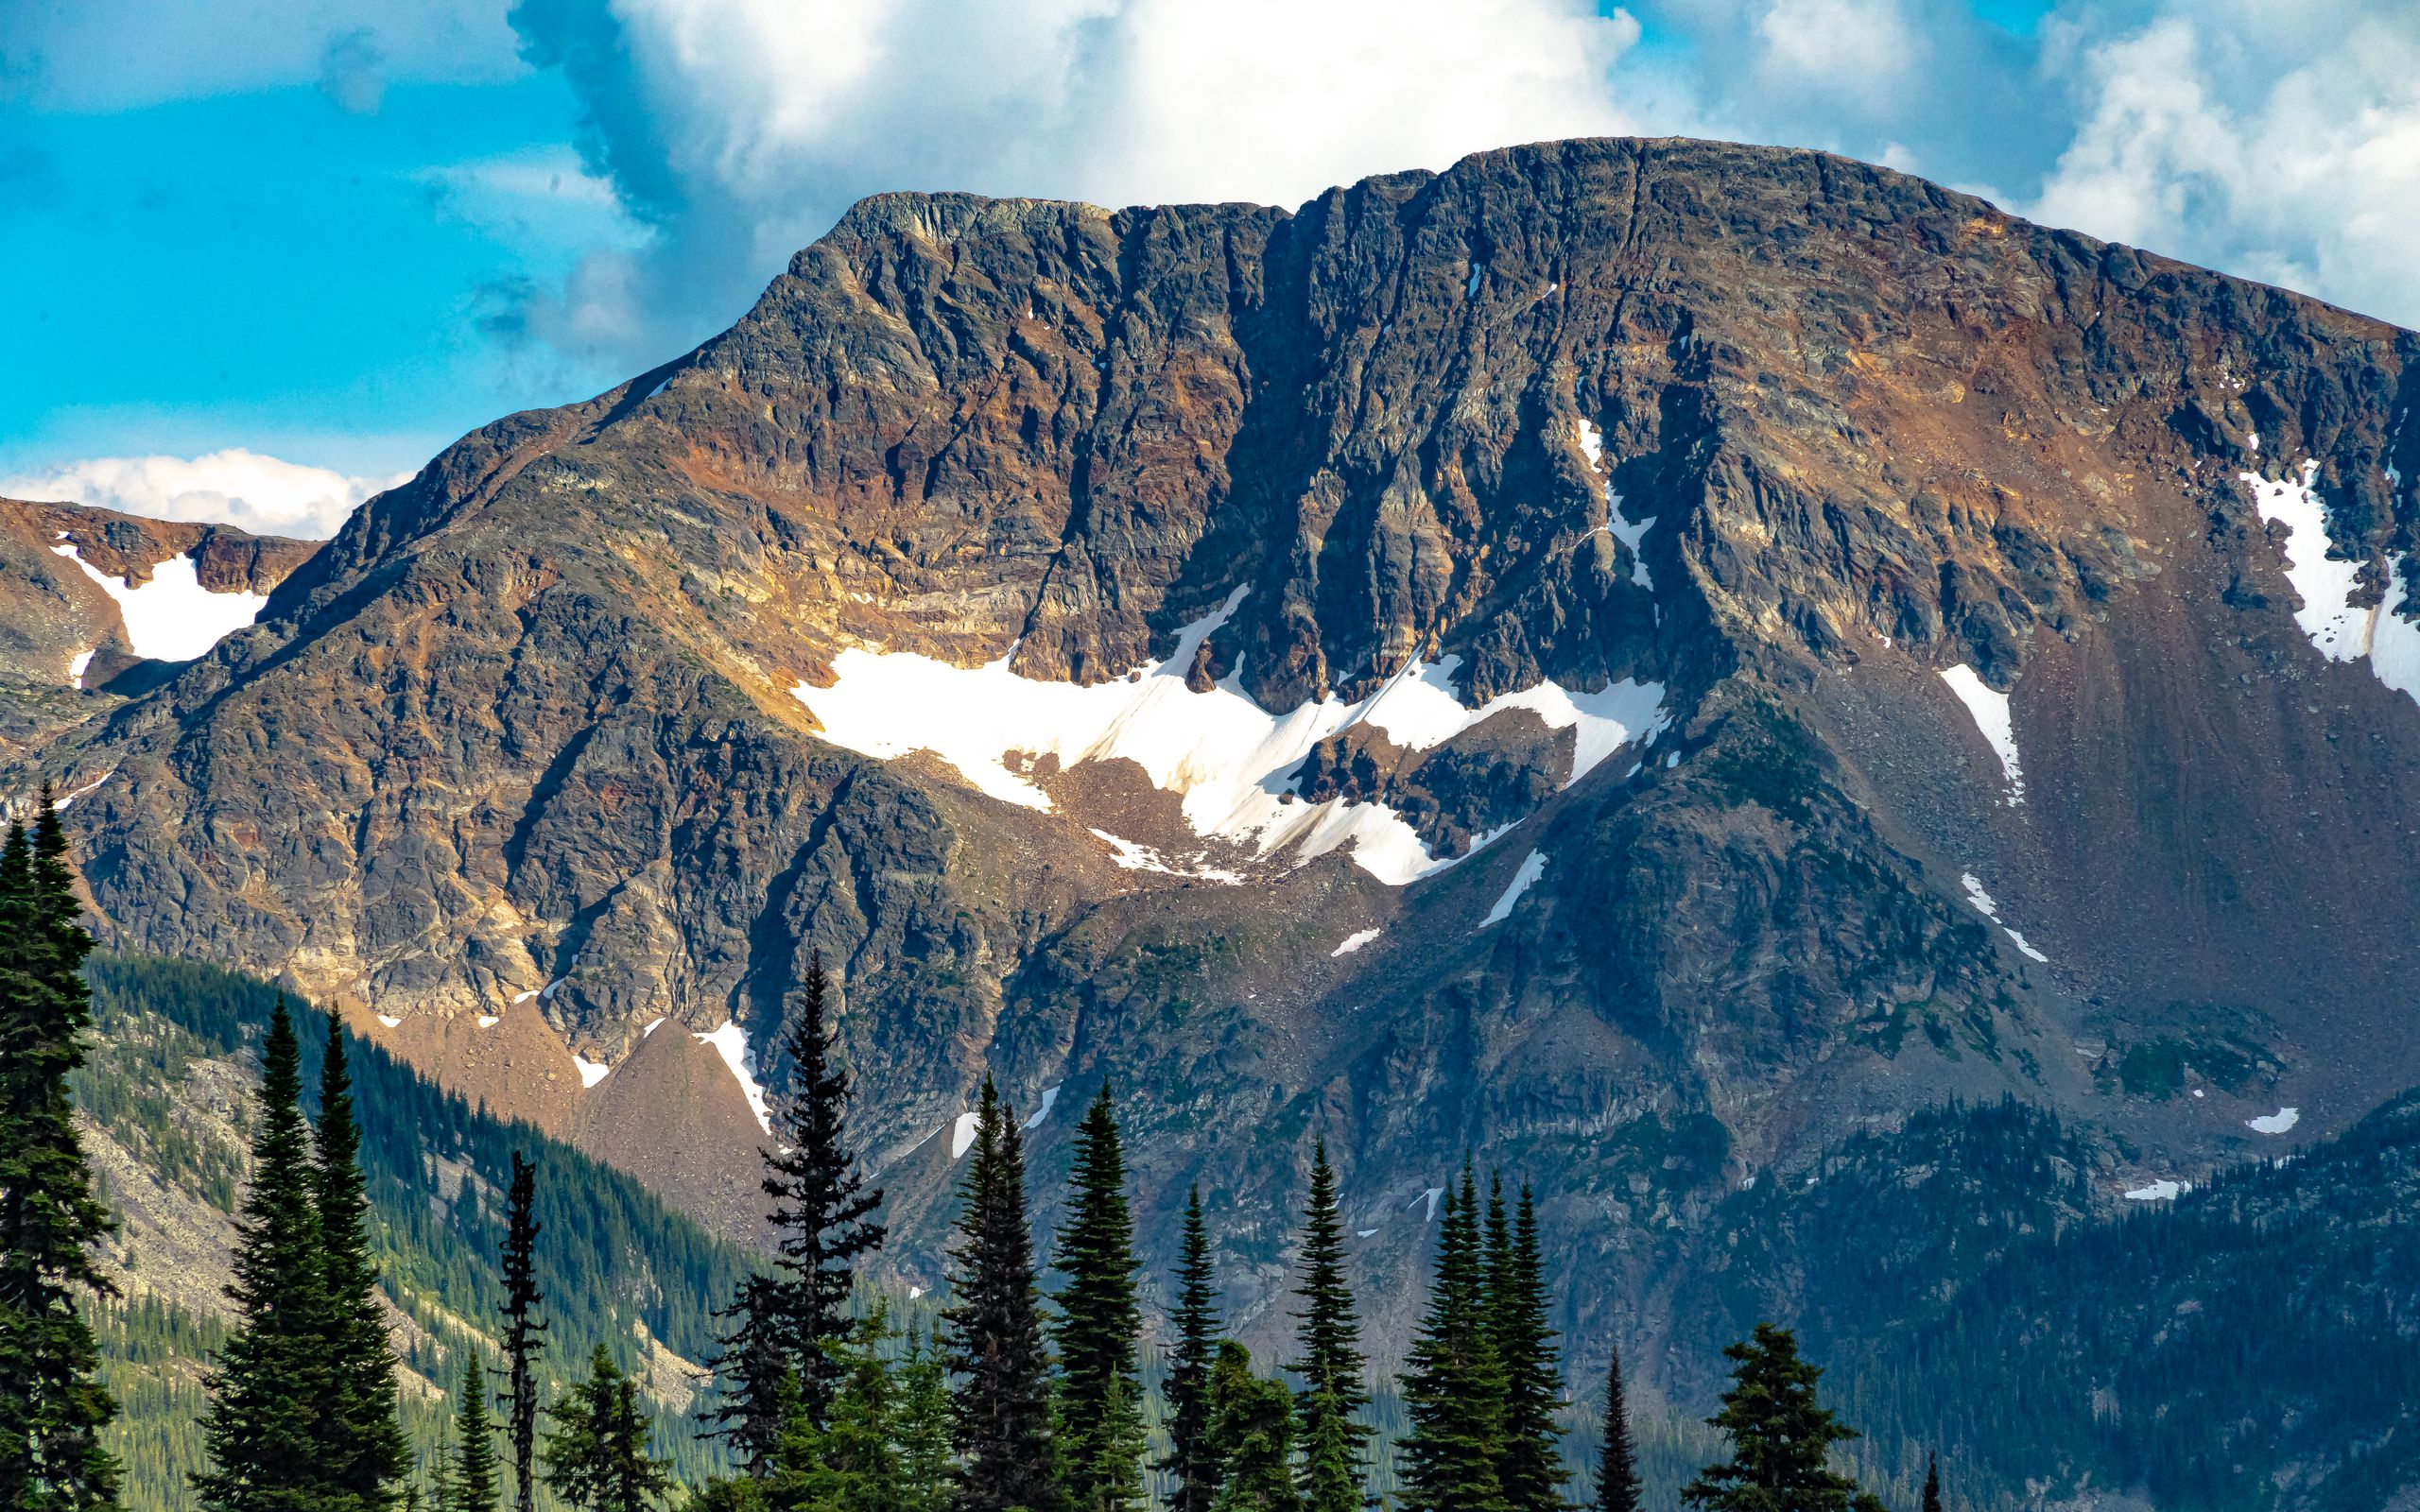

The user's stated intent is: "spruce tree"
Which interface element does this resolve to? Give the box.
[941,1078,1058,1512]
[195,997,337,1512]
[1049,1084,1144,1512]
[892,1323,953,1512]
[1205,1344,1296,1512]
[711,1277,798,1476]
[764,1313,902,1512]
[447,1358,501,1512]
[314,1020,407,1511]
[497,1153,546,1512]
[1595,1342,1639,1512]
[1680,1325,1883,1512]
[1286,1138,1368,1512]
[1487,1186,1566,1512]
[1395,1165,1507,1512]
[0,801,120,1512]
[543,1347,669,1512]
[1157,1186,1222,1512]
[1920,1453,1942,1512]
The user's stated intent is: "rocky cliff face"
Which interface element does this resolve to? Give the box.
[20,138,2420,1387]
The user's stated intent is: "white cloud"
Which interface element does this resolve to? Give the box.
[2025,4,2420,326]
[0,451,410,539]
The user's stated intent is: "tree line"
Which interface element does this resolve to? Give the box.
[3,816,1951,1512]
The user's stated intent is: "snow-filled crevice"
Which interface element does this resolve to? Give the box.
[1960,870,2048,963]
[794,587,1665,886]
[51,546,268,662]
[1478,850,1547,929]
[1939,665,2024,804]
[1577,421,1655,589]
[695,1022,773,1135]
[2245,462,2420,712]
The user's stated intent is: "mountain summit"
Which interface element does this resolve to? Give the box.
[21,136,2420,1360]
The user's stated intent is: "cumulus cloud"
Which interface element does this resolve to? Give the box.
[0,451,412,539]
[503,0,1642,369]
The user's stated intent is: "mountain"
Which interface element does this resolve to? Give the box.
[15,135,2420,1469]
[0,498,317,754]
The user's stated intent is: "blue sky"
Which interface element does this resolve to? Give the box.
[3,0,2414,535]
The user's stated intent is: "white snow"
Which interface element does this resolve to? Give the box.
[376,1014,402,1028]
[2122,1178,2184,1201]
[908,1285,925,1300]
[50,772,111,812]
[2242,463,2420,711]
[2191,1087,2205,1098]
[67,649,94,688]
[1960,873,1998,919]
[2247,429,2260,454]
[950,1110,981,1160]
[2246,1107,2301,1135]
[1356,1228,1379,1238]
[1331,927,1383,957]
[1416,1185,1446,1221]
[50,546,268,662]
[1087,828,1242,883]
[572,1054,612,1089]
[794,588,1664,885]
[1577,422,1655,588]
[1939,664,2025,804]
[511,978,564,1005]
[1478,849,1547,929]
[2001,928,2049,964]
[642,1016,667,1037]
[476,1015,500,1028]
[1020,1084,1063,1131]
[1465,266,1481,299]
[695,1022,773,1135]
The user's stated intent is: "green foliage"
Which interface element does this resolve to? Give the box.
[762,1314,900,1512]
[543,1348,669,1512]
[1396,1166,1507,1512]
[1284,1139,1368,1512]
[1594,1343,1638,1512]
[1484,1187,1565,1512]
[1049,1084,1144,1512]
[1203,1346,1293,1512]
[1681,1325,1880,1512]
[446,1358,501,1512]
[313,1022,409,1511]
[941,1078,1058,1512]
[1157,1187,1221,1512]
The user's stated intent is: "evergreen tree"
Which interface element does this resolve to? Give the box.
[1049,1084,1144,1512]
[1595,1344,1639,1512]
[195,997,337,1512]
[1395,1165,1506,1512]
[711,1277,798,1476]
[1286,1138,1368,1512]
[1921,1453,1942,1512]
[496,1153,546,1512]
[941,1078,1058,1512]
[755,952,886,1425]
[447,1357,502,1512]
[1486,1186,1566,1512]
[1156,1186,1222,1512]
[764,1312,902,1512]
[891,1323,954,1512]
[1204,1345,1295,1512]
[0,800,120,1512]
[1680,1325,1883,1512]
[543,1347,669,1512]
[314,1019,408,1511]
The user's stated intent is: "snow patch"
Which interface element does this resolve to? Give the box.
[1331,927,1382,957]
[2122,1178,2184,1202]
[1356,1228,1379,1238]
[1960,873,1998,919]
[794,589,1664,885]
[1478,850,1547,929]
[1465,266,1481,300]
[376,1014,401,1028]
[476,1015,499,1029]
[51,546,268,662]
[695,1022,773,1135]
[1577,421,1655,587]
[1020,1084,1063,1132]
[1940,664,2024,804]
[642,1016,667,1037]
[2246,461,2367,660]
[50,772,111,812]
[950,1110,981,1160]
[2001,928,2048,964]
[572,1054,612,1089]
[1416,1185,1445,1221]
[68,649,94,688]
[511,978,564,1005]
[2246,1107,2300,1135]
[908,1285,925,1300]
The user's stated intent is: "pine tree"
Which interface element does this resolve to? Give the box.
[543,1347,669,1512]
[712,1277,799,1476]
[1920,1452,1943,1512]
[1595,1343,1639,1512]
[195,997,337,1512]
[1205,1344,1296,1512]
[1286,1139,1368,1512]
[764,1312,902,1512]
[941,1078,1059,1512]
[1157,1186,1222,1512]
[891,1323,953,1512]
[1395,1164,1506,1512]
[760,953,886,1422]
[314,1019,408,1512]
[1050,1084,1144,1512]
[1680,1325,1883,1512]
[497,1153,546,1512]
[1294,1389,1357,1512]
[0,800,121,1512]
[1487,1186,1567,1512]
[447,1357,502,1512]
